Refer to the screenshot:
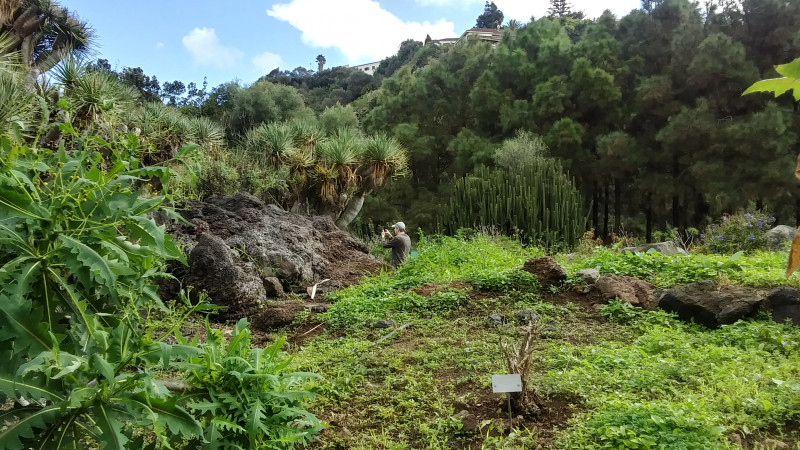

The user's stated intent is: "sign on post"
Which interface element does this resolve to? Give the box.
[491,374,522,393]
[491,374,522,426]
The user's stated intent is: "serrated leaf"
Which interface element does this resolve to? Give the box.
[775,58,800,79]
[0,293,52,357]
[91,354,115,381]
[0,373,64,403]
[94,404,129,450]
[0,405,61,450]
[126,216,184,261]
[132,393,203,438]
[58,235,117,288]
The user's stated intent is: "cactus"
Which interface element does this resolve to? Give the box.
[443,162,587,249]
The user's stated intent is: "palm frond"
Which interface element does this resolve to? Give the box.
[242,122,294,163]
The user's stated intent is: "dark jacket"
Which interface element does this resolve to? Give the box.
[382,234,411,267]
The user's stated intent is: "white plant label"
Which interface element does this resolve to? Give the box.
[491,374,522,393]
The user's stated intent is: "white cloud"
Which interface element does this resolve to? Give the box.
[413,0,641,21]
[182,27,243,68]
[267,0,456,63]
[252,51,284,72]
[155,42,164,49]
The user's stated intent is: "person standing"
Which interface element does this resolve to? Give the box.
[382,221,411,267]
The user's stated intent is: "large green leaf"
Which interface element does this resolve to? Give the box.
[0,405,62,450]
[58,235,117,288]
[0,293,52,357]
[742,77,800,101]
[775,58,800,79]
[0,372,64,403]
[93,404,129,450]
[130,392,203,438]
[126,216,184,261]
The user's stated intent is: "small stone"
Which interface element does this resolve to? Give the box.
[577,268,601,284]
[762,439,789,450]
[306,303,329,313]
[727,433,743,448]
[515,309,540,324]
[488,313,507,326]
[262,276,285,297]
[367,320,396,329]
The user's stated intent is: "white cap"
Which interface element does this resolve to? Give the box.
[391,222,406,231]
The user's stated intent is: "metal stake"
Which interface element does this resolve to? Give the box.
[507,395,513,427]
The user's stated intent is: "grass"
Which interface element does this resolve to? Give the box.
[286,234,800,449]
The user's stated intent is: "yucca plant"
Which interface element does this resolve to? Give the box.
[288,117,323,155]
[65,69,137,128]
[313,163,339,204]
[317,128,362,187]
[188,116,225,155]
[362,133,408,187]
[243,121,294,163]
[0,34,37,142]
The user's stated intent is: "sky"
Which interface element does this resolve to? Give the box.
[62,0,642,89]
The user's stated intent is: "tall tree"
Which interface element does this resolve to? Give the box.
[548,0,573,17]
[316,54,326,73]
[1,0,92,86]
[476,1,504,28]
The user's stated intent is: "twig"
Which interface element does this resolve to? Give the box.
[373,323,412,345]
[301,323,324,336]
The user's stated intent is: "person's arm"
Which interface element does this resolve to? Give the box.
[382,236,398,248]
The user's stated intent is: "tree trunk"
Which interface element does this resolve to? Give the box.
[335,194,366,230]
[614,179,621,234]
[602,183,609,243]
[592,182,599,236]
[672,195,680,230]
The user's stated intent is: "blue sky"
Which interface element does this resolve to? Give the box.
[62,0,641,89]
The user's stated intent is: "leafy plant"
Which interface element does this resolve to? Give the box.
[0,121,323,448]
[181,318,324,449]
[697,212,774,254]
[599,299,640,323]
[0,127,202,448]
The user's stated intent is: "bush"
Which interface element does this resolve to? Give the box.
[697,212,775,254]
[564,401,727,449]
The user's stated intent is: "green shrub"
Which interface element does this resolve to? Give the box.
[0,127,321,448]
[563,401,727,449]
[466,269,540,292]
[698,212,775,254]
[600,299,640,323]
[182,318,323,448]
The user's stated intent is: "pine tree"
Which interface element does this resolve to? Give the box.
[547,0,572,18]
[476,1,504,29]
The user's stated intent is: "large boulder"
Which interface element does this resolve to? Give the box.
[766,287,800,326]
[164,192,384,321]
[187,234,267,319]
[595,274,657,310]
[766,225,796,250]
[622,242,687,256]
[522,257,566,289]
[656,281,764,328]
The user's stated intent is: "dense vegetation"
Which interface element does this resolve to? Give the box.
[292,233,800,448]
[4,0,800,448]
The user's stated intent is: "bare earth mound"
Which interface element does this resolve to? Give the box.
[160,192,384,321]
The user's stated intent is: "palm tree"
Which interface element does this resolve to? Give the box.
[0,34,36,141]
[505,19,522,30]
[335,133,407,229]
[1,0,94,87]
[316,54,326,73]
